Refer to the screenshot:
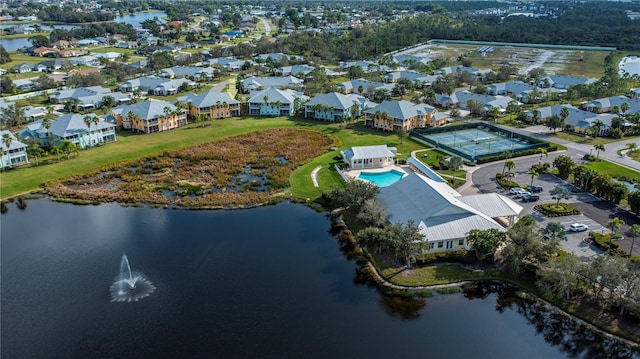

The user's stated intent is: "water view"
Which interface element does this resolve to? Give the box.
[114,11,167,27]
[1,199,638,358]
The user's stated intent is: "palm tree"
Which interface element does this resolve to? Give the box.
[590,119,604,137]
[489,107,501,122]
[607,217,625,249]
[1,134,11,168]
[501,151,512,174]
[83,115,93,147]
[621,102,629,116]
[629,224,640,257]
[50,146,63,162]
[536,147,548,164]
[92,116,99,144]
[26,144,43,167]
[625,142,637,155]
[505,160,516,180]
[42,118,53,148]
[449,156,463,185]
[530,109,540,125]
[528,169,538,187]
[593,144,605,160]
[506,100,519,122]
[559,107,570,130]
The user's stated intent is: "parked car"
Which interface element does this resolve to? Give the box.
[510,187,526,195]
[521,194,540,202]
[516,190,532,198]
[527,185,543,193]
[569,223,588,232]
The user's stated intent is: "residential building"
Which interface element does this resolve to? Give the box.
[582,96,640,115]
[119,76,195,96]
[21,114,117,149]
[110,99,188,133]
[49,86,131,111]
[340,145,396,169]
[338,78,394,96]
[159,66,217,81]
[304,92,375,122]
[0,131,29,168]
[377,172,522,253]
[435,91,514,112]
[247,88,307,117]
[524,105,612,136]
[178,91,241,119]
[10,63,34,74]
[538,75,597,90]
[435,65,492,80]
[274,64,315,77]
[364,100,442,132]
[383,71,440,88]
[241,76,304,93]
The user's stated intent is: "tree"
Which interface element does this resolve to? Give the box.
[542,222,567,243]
[356,227,390,254]
[503,218,558,273]
[607,217,625,238]
[528,169,538,187]
[326,179,380,209]
[559,106,570,131]
[625,142,637,156]
[536,253,583,300]
[589,119,604,137]
[50,146,63,162]
[504,159,515,181]
[621,102,630,116]
[546,115,563,134]
[26,144,44,167]
[506,100,520,122]
[0,45,11,64]
[536,147,548,164]
[396,128,407,144]
[629,224,640,257]
[553,155,575,179]
[0,75,16,95]
[466,99,484,116]
[2,133,13,154]
[29,35,50,48]
[388,220,426,268]
[530,109,540,125]
[501,151,512,175]
[593,144,605,160]
[449,156,463,185]
[466,228,507,262]
[357,198,388,228]
[550,185,571,206]
[83,115,94,147]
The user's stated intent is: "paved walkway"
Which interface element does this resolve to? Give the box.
[310,166,322,187]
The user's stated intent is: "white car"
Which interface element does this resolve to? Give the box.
[510,187,527,195]
[516,190,532,198]
[569,223,589,232]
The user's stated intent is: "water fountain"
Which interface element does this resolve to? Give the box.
[110,254,156,302]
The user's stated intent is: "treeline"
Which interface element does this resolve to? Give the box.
[262,4,640,61]
[37,5,115,23]
[49,23,137,43]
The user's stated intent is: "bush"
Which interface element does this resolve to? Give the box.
[495,173,522,189]
[588,231,619,251]
[534,203,581,217]
[417,249,476,264]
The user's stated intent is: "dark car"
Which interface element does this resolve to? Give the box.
[521,194,540,202]
[527,185,543,193]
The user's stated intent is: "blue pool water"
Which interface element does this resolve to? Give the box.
[358,169,405,187]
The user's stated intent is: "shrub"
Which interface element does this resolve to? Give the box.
[437,287,463,294]
[534,203,581,217]
[476,145,558,164]
[417,249,476,264]
[588,231,619,251]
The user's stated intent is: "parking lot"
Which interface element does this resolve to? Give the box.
[503,172,606,258]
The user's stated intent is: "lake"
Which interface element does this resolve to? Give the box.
[1,199,638,358]
[0,12,167,51]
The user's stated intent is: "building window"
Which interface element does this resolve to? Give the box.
[429,243,434,249]
[458,239,464,246]
[437,242,443,248]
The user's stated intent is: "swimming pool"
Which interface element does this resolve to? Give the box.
[358,169,405,188]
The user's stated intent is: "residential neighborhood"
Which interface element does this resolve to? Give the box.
[1,2,639,356]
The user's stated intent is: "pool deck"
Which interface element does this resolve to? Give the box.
[342,165,413,181]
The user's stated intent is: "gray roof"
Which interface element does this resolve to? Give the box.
[338,78,394,93]
[341,145,396,161]
[584,96,640,114]
[111,99,180,121]
[161,66,216,78]
[525,105,609,129]
[542,75,597,88]
[248,87,307,105]
[487,81,534,95]
[50,86,111,102]
[364,100,435,120]
[242,76,303,90]
[49,114,115,138]
[440,91,514,110]
[0,130,27,151]
[306,92,372,111]
[378,173,504,242]
[458,193,523,218]
[177,91,239,108]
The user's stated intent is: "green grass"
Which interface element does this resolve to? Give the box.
[0,32,49,39]
[549,131,639,145]
[0,118,429,200]
[628,150,640,162]
[584,160,640,182]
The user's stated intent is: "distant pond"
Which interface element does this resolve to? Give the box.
[1,199,638,358]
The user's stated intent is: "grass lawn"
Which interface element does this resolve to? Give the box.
[0,118,430,200]
[549,131,639,146]
[628,150,640,162]
[584,160,640,182]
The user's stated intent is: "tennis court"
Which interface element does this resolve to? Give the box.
[428,128,533,158]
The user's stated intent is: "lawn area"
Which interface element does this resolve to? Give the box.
[1,53,44,71]
[549,131,639,146]
[584,160,640,182]
[0,118,430,200]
